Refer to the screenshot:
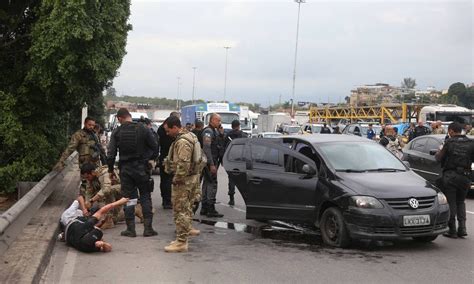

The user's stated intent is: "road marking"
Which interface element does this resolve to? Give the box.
[220,204,246,213]
[58,248,77,283]
[467,211,474,215]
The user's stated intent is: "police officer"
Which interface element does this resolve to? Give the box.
[54,117,105,171]
[200,113,224,217]
[224,120,248,206]
[435,122,474,238]
[163,116,201,252]
[107,108,159,237]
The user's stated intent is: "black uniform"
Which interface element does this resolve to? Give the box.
[436,134,474,237]
[65,216,103,253]
[320,126,331,134]
[107,121,158,234]
[192,128,203,148]
[157,124,174,208]
[201,126,222,216]
[224,129,248,199]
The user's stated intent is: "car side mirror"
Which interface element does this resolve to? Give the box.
[302,164,316,176]
[403,161,411,168]
[429,149,437,156]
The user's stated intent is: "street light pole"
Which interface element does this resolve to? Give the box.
[291,0,305,118]
[223,46,231,102]
[176,76,181,110]
[192,67,197,105]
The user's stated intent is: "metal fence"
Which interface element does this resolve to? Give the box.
[0,153,77,255]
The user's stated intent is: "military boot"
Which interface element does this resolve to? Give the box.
[199,203,208,216]
[443,223,457,239]
[192,202,200,215]
[121,219,137,237]
[189,228,200,236]
[143,218,158,237]
[457,221,468,238]
[101,215,115,230]
[164,240,188,253]
[206,204,224,218]
[228,195,235,206]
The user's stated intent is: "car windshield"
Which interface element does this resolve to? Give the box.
[318,142,406,171]
[240,119,251,130]
[286,126,301,134]
[216,113,240,124]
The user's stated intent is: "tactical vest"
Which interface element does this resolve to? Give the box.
[202,126,219,161]
[118,122,145,162]
[443,136,473,171]
[77,130,99,160]
[166,132,207,175]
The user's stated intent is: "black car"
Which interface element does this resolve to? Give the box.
[223,135,449,248]
[402,134,474,193]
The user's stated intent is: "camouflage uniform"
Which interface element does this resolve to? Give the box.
[432,128,446,135]
[165,129,200,242]
[56,128,103,170]
[80,165,122,222]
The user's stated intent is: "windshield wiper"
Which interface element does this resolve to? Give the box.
[336,169,367,173]
[365,168,406,172]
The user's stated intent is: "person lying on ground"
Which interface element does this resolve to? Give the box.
[59,197,129,253]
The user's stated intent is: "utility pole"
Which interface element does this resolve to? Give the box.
[291,0,305,118]
[223,46,231,102]
[192,67,197,104]
[176,76,181,110]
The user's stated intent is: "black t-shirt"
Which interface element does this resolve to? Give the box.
[66,216,102,253]
[158,124,175,162]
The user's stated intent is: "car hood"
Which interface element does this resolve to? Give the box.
[336,171,437,199]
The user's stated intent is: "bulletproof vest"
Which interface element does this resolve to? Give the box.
[444,136,473,170]
[118,122,145,161]
[203,126,219,160]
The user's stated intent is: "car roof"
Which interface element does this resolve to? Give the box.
[283,134,371,144]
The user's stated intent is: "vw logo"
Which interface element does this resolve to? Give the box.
[408,198,419,209]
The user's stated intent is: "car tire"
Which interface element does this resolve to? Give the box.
[320,207,351,248]
[412,235,438,243]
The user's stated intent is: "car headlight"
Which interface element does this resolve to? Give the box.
[350,196,384,209]
[471,163,474,171]
[437,192,448,205]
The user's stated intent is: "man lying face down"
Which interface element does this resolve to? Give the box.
[60,197,129,252]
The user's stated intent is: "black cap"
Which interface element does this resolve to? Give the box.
[231,120,240,129]
[116,108,131,118]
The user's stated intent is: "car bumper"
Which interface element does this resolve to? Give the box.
[343,205,450,240]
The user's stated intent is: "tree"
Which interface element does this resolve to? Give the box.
[447,82,474,108]
[401,78,417,90]
[0,1,131,193]
[106,87,117,97]
[344,96,350,104]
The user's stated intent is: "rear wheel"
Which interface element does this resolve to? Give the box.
[412,235,438,243]
[320,207,351,248]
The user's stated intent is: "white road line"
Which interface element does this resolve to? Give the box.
[58,248,77,283]
[467,211,474,215]
[220,204,246,213]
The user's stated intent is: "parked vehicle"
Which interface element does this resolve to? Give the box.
[181,102,240,131]
[342,123,382,139]
[256,132,283,138]
[302,123,333,134]
[282,125,302,135]
[402,134,474,193]
[223,135,449,247]
[258,113,292,133]
[419,104,473,125]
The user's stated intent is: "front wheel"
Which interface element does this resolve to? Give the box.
[412,235,438,243]
[320,207,351,248]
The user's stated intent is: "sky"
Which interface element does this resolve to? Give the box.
[113,0,474,106]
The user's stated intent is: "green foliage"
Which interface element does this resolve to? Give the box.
[447,82,474,108]
[0,1,131,193]
[401,77,417,89]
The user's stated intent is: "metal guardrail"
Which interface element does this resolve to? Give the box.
[0,152,77,255]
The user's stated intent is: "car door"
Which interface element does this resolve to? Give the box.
[404,137,432,180]
[245,140,318,222]
[420,137,443,182]
[223,140,249,201]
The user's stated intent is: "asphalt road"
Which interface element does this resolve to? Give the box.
[42,168,474,283]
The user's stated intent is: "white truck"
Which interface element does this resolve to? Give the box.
[181,103,240,131]
[257,113,292,134]
[418,104,473,125]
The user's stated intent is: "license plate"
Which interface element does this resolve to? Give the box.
[403,215,430,227]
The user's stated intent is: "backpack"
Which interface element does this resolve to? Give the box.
[174,132,207,175]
